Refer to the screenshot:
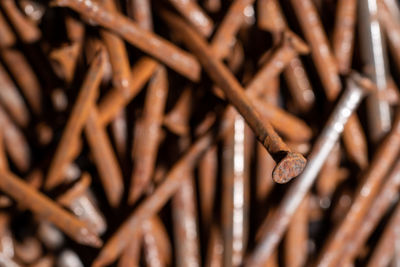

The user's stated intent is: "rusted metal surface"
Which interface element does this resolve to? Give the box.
[162,11,306,183]
[342,114,368,169]
[290,0,341,101]
[284,196,308,267]
[54,0,201,81]
[359,0,392,143]
[0,0,41,43]
[172,170,201,267]
[338,158,400,265]
[85,108,124,207]
[1,49,42,114]
[0,171,101,247]
[168,0,213,37]
[0,12,15,47]
[366,202,400,267]
[0,62,30,127]
[1,1,400,266]
[93,131,214,266]
[332,0,357,74]
[315,110,400,266]
[246,75,370,266]
[129,66,168,204]
[45,48,105,189]
[222,113,250,266]
[211,0,255,60]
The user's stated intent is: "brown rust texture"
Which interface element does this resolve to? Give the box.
[2,1,400,266]
[45,48,105,190]
[290,0,341,101]
[162,11,306,183]
[1,0,41,43]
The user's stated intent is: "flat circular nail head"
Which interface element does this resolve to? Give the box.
[272,152,307,184]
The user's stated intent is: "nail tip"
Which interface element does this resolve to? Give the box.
[92,252,113,267]
[128,191,141,205]
[44,180,54,190]
[109,193,122,208]
[356,156,368,170]
[50,0,63,7]
[92,259,103,267]
[284,30,309,54]
[88,237,103,248]
[164,118,189,136]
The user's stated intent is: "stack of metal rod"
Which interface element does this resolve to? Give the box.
[0,0,399,266]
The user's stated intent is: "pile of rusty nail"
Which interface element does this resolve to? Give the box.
[0,0,400,266]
